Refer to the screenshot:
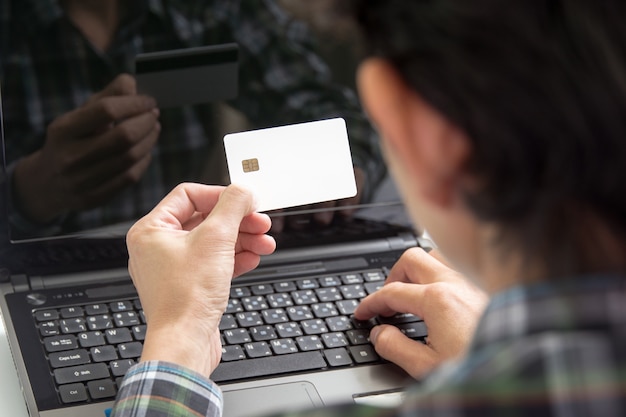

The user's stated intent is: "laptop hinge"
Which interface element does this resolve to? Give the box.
[10,273,30,292]
[261,234,419,267]
[29,267,131,290]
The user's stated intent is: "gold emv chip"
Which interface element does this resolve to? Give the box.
[242,158,260,173]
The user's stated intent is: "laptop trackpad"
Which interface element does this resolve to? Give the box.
[222,382,323,417]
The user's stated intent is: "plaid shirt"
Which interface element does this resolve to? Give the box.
[0,0,383,237]
[112,275,626,417]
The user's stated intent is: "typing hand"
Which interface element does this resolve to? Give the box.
[126,184,276,377]
[355,247,488,379]
[13,74,160,223]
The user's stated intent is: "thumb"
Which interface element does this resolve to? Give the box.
[370,325,439,379]
[197,185,258,243]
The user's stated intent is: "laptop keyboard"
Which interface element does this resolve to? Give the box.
[33,268,427,405]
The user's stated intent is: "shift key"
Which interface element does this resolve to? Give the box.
[54,363,110,384]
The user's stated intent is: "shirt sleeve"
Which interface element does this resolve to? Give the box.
[110,361,223,417]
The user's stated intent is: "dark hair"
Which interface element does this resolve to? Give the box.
[348,0,626,276]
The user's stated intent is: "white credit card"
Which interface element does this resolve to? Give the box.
[224,118,357,212]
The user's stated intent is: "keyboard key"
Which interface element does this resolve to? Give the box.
[349,345,380,364]
[275,322,303,338]
[87,315,114,331]
[49,349,90,368]
[274,281,297,292]
[291,290,318,305]
[225,299,243,314]
[315,287,342,302]
[222,345,246,362]
[287,306,313,321]
[340,284,366,299]
[110,359,136,377]
[236,312,263,327]
[211,351,326,382]
[266,293,294,308]
[224,329,252,344]
[39,321,60,337]
[87,379,117,400]
[59,383,88,404]
[54,363,110,384]
[85,304,109,315]
[301,319,328,335]
[346,329,370,345]
[324,348,353,367]
[241,296,269,311]
[296,279,319,290]
[336,300,359,316]
[132,325,147,341]
[230,287,251,298]
[45,335,78,352]
[295,335,323,351]
[78,331,106,348]
[312,303,338,318]
[60,307,84,319]
[109,301,133,313]
[118,342,143,359]
[363,270,386,282]
[250,325,277,342]
[270,338,299,355]
[341,273,363,284]
[245,342,273,358]
[319,276,341,287]
[251,284,274,295]
[398,322,428,339]
[322,332,349,348]
[114,312,140,327]
[219,314,238,331]
[60,318,87,334]
[35,310,59,322]
[326,316,352,332]
[91,345,119,362]
[364,282,384,295]
[262,308,289,324]
[105,328,133,344]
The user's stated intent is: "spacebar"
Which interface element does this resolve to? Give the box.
[211,352,327,382]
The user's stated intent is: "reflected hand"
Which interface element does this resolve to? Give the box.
[13,74,160,223]
[127,184,276,376]
[270,167,366,232]
[355,247,488,379]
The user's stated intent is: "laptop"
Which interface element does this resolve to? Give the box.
[0,82,431,417]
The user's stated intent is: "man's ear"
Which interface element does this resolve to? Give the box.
[357,58,471,208]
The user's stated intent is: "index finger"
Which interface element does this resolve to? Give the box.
[355,281,430,321]
[69,95,157,137]
[385,247,460,286]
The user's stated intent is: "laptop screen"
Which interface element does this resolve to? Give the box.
[0,3,413,265]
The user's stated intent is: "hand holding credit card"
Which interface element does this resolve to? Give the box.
[224,118,357,212]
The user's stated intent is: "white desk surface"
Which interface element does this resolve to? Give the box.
[0,310,30,417]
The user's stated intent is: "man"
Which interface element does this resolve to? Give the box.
[112,0,626,416]
[0,0,382,238]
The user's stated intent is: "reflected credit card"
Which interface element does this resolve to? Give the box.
[135,43,239,108]
[224,118,357,212]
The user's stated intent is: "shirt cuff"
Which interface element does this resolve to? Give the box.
[111,361,223,417]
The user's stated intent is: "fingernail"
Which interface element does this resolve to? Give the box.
[369,326,380,345]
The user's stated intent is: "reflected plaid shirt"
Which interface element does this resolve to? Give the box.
[0,0,383,236]
[112,275,626,417]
